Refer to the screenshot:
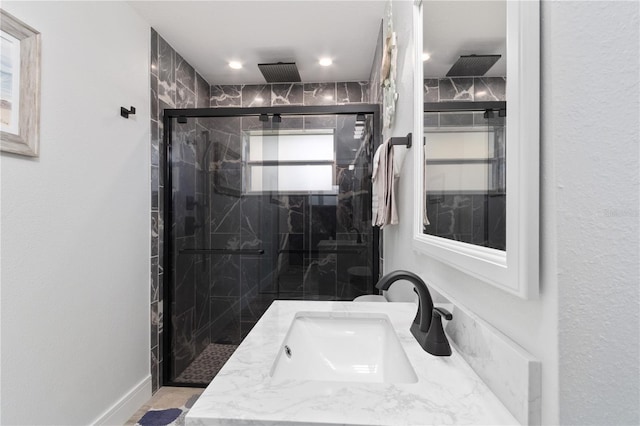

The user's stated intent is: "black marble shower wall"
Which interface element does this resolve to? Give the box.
[150,28,212,392]
[151,23,375,387]
[205,83,373,347]
[368,21,384,277]
[422,77,507,250]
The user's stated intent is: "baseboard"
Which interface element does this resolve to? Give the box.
[91,375,152,426]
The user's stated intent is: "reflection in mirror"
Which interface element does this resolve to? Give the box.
[413,0,540,298]
[422,1,507,251]
[423,104,506,250]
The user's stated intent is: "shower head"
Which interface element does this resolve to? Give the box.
[446,54,501,77]
[258,62,301,83]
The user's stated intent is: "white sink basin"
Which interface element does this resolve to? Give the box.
[270,311,418,384]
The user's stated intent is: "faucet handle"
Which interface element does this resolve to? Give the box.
[433,307,452,320]
[425,308,453,357]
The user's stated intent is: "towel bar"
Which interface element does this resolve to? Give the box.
[390,133,412,148]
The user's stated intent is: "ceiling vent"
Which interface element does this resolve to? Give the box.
[258,62,302,83]
[446,55,501,77]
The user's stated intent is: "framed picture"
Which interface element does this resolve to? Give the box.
[1,9,40,157]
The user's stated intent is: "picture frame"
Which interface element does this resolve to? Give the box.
[1,9,41,157]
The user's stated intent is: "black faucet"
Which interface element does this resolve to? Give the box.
[375,270,452,356]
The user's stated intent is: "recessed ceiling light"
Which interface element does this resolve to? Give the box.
[229,61,242,69]
[422,52,431,62]
[319,57,333,67]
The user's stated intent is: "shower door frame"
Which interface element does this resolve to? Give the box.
[162,104,381,387]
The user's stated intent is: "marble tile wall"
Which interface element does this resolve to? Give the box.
[205,88,375,346]
[151,31,375,388]
[209,82,369,108]
[424,77,506,102]
[424,193,506,250]
[369,20,384,278]
[433,288,542,425]
[150,28,211,392]
[423,76,507,250]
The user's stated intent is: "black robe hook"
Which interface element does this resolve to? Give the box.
[121,106,136,119]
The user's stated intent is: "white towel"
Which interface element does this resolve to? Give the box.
[372,139,399,228]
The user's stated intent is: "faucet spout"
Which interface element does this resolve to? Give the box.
[375,270,451,356]
[375,270,434,333]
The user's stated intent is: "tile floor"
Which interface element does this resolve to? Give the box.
[125,387,204,425]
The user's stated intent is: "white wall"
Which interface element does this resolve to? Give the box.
[385,1,638,425]
[0,2,151,424]
[550,2,639,424]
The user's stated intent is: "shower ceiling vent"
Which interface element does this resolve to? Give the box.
[446,54,501,77]
[258,62,302,83]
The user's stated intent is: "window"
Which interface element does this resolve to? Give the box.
[245,130,336,193]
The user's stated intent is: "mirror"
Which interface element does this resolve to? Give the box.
[412,1,540,299]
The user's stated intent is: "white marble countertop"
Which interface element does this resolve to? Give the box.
[186,301,520,426]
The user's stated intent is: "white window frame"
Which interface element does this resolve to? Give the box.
[244,129,338,194]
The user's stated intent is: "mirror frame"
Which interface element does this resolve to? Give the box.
[412,0,540,299]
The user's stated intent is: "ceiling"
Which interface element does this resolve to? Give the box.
[128,1,387,85]
[423,1,506,78]
[128,1,506,85]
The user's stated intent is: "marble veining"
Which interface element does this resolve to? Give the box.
[337,81,368,104]
[176,53,196,94]
[151,75,159,121]
[439,78,474,101]
[150,28,216,391]
[424,77,506,103]
[209,82,370,108]
[176,83,196,109]
[303,82,337,106]
[424,78,439,102]
[187,301,519,426]
[241,85,271,107]
[210,85,241,107]
[475,77,506,101]
[271,83,303,105]
[437,292,541,425]
[196,74,210,109]
[157,35,176,106]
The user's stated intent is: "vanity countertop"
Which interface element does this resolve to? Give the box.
[186,300,520,426]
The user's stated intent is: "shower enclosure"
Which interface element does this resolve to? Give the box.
[162,105,380,386]
[423,101,506,250]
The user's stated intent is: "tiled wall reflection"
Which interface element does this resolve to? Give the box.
[422,77,507,251]
[424,77,506,102]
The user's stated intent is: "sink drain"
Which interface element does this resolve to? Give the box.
[284,345,292,358]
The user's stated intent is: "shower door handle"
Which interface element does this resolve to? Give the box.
[179,249,264,255]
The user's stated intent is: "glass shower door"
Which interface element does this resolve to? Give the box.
[166,110,376,386]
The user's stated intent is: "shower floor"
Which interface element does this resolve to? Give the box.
[174,343,238,384]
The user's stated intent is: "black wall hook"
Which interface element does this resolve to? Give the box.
[121,106,136,119]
